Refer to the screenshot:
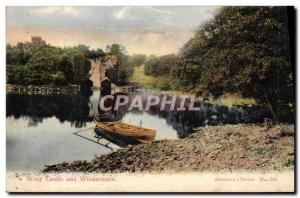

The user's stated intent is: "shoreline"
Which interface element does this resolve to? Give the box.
[43,124,294,173]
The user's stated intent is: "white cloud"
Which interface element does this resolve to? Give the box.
[113,7,131,19]
[7,6,218,30]
[147,7,182,16]
[62,7,78,16]
[112,6,182,21]
[32,6,79,17]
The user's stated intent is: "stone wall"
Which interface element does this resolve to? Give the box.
[6,84,79,95]
[89,59,102,87]
[89,55,117,88]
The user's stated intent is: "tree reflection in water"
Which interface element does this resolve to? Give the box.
[7,90,275,138]
[6,93,93,128]
[98,93,272,138]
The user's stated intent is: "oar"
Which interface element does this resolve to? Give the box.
[73,126,95,134]
[73,131,114,151]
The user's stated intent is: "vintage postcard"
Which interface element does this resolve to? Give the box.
[6,6,295,192]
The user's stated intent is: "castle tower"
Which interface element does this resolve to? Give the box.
[31,36,46,48]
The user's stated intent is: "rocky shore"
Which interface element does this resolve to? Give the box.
[43,124,294,173]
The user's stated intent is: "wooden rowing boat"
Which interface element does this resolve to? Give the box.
[94,119,156,144]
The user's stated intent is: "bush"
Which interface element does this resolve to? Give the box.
[52,71,66,85]
[156,76,171,90]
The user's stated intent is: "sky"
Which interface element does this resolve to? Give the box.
[6,6,218,55]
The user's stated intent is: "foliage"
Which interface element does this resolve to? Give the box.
[6,45,92,85]
[172,7,294,121]
[144,55,159,76]
[51,71,66,85]
[130,66,158,88]
[144,54,179,77]
[6,44,34,65]
[7,65,25,84]
[130,66,172,90]
[156,75,172,90]
[58,55,74,82]
[106,43,147,84]
[128,54,147,67]
[6,42,146,86]
[88,48,105,59]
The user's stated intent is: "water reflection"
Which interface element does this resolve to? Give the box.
[6,117,111,171]
[7,93,93,128]
[7,90,271,138]
[101,92,271,138]
[7,89,271,171]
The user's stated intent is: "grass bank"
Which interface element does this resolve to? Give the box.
[129,65,160,88]
[129,66,256,106]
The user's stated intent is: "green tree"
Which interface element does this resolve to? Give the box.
[71,50,86,84]
[63,47,91,84]
[128,54,147,67]
[156,54,179,75]
[6,44,93,85]
[25,47,62,84]
[105,43,136,84]
[27,47,61,72]
[173,6,294,121]
[7,65,25,84]
[88,48,105,59]
[144,55,158,76]
[6,44,34,65]
[51,71,66,85]
[76,44,90,58]
[58,55,74,82]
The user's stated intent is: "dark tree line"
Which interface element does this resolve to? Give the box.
[6,44,105,85]
[144,54,179,77]
[6,93,92,128]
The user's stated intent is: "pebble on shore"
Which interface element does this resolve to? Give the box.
[43,124,294,173]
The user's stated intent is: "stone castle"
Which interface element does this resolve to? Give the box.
[17,36,47,49]
[89,55,117,87]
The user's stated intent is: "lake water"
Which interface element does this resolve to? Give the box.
[6,90,267,172]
